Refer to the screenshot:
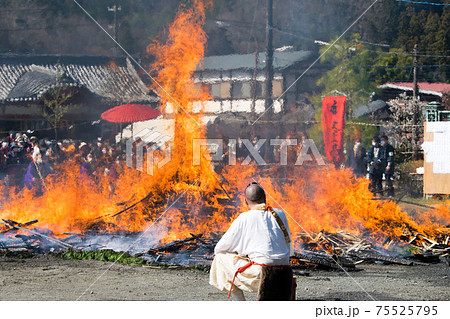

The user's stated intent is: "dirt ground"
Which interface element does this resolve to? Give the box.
[0,254,448,301]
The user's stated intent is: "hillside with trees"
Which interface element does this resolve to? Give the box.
[0,1,448,79]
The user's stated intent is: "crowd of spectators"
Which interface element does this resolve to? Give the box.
[2,129,395,197]
[1,131,124,194]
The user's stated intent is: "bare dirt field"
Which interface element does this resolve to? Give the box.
[0,254,449,301]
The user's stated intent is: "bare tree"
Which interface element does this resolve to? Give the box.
[41,76,77,140]
[384,93,426,159]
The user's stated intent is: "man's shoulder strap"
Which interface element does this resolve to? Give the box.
[266,206,291,245]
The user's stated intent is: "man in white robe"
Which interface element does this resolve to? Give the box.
[209,182,293,300]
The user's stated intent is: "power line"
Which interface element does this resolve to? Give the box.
[361,64,450,68]
[362,49,450,59]
[396,0,450,6]
[215,18,316,43]
[276,29,450,58]
[417,49,450,54]
[216,18,450,58]
[417,53,450,58]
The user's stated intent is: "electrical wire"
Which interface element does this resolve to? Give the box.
[360,64,450,69]
[396,0,450,6]
[361,49,450,59]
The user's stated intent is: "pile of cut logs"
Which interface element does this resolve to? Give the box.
[1,218,449,270]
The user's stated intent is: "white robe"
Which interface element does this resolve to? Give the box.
[209,204,293,293]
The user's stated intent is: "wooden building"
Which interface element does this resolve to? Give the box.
[377,82,450,104]
[190,50,324,116]
[0,54,157,137]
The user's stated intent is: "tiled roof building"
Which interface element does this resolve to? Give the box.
[377,82,450,101]
[0,54,156,103]
[0,54,158,135]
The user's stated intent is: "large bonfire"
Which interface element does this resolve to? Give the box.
[0,0,449,254]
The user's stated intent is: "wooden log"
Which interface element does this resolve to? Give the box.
[346,241,370,253]
[319,232,342,247]
[420,235,438,246]
[189,254,214,260]
[292,252,356,271]
[0,243,30,249]
[0,219,38,234]
[408,235,418,244]
[0,239,30,252]
[327,234,350,247]
[303,250,356,267]
[346,251,417,266]
[0,221,74,249]
[406,253,441,264]
[148,234,204,253]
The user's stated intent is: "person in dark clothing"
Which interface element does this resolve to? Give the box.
[250,135,265,163]
[367,136,385,196]
[80,153,95,183]
[236,137,249,163]
[1,141,8,171]
[381,135,395,197]
[345,137,366,177]
[24,153,53,193]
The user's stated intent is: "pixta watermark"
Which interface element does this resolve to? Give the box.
[126,133,325,176]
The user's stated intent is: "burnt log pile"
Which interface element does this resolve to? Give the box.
[140,232,221,266]
[0,219,75,253]
[294,229,450,266]
[1,218,449,270]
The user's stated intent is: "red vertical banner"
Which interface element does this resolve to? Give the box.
[322,96,346,166]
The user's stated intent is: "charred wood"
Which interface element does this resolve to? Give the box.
[346,251,417,265]
[405,253,442,264]
[0,219,38,234]
[292,252,357,271]
[0,220,74,250]
[148,234,206,253]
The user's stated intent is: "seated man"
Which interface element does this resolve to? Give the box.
[209,182,293,301]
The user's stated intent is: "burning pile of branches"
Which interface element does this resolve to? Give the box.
[1,199,448,271]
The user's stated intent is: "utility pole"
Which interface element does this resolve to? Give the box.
[264,0,273,115]
[413,44,418,99]
[412,44,419,159]
[108,4,121,56]
[251,47,259,117]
